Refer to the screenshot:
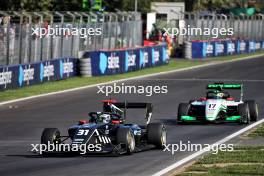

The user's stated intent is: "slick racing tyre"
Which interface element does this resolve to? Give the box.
[117,128,135,154]
[238,104,250,124]
[40,128,61,156]
[147,123,167,149]
[41,128,61,145]
[245,100,258,122]
[177,103,190,124]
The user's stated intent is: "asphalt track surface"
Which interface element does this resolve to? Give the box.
[0,57,263,176]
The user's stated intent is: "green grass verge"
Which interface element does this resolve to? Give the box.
[177,146,264,176]
[176,123,264,176]
[1,51,264,102]
[248,124,264,138]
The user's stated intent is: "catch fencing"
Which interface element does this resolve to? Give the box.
[167,12,264,44]
[0,11,142,66]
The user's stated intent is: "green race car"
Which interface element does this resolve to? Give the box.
[177,83,259,124]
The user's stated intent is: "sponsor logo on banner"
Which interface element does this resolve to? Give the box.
[255,42,261,50]
[0,67,12,89]
[125,51,136,72]
[152,49,160,64]
[18,65,35,86]
[127,53,136,67]
[216,43,224,54]
[144,52,149,64]
[60,59,74,78]
[249,41,255,50]
[40,62,54,82]
[227,42,235,53]
[108,53,119,69]
[240,41,246,52]
[206,44,213,54]
[162,47,168,62]
[139,50,148,68]
[99,52,107,74]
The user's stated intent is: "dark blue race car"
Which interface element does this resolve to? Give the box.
[40,100,167,155]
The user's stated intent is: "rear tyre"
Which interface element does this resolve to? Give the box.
[117,128,135,154]
[245,100,258,122]
[238,104,250,124]
[177,103,190,124]
[147,123,167,149]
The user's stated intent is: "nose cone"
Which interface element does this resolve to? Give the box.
[205,99,222,121]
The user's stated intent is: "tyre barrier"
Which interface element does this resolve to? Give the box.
[184,41,192,59]
[79,58,92,77]
[186,39,264,59]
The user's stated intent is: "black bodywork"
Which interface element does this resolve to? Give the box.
[41,100,161,155]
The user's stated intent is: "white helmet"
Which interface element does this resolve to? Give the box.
[99,114,111,124]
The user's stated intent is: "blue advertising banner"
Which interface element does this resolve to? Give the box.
[0,58,78,91]
[192,41,214,58]
[191,42,204,58]
[191,39,264,59]
[0,65,18,90]
[84,44,168,76]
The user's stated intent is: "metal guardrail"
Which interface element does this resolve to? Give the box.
[0,11,142,66]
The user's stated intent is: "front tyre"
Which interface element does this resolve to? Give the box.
[245,100,258,122]
[117,128,135,154]
[147,123,167,149]
[41,128,61,145]
[177,103,190,124]
[40,128,61,156]
[238,104,250,124]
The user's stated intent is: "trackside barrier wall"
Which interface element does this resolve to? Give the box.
[186,40,264,59]
[81,44,168,76]
[0,44,168,90]
[0,58,78,91]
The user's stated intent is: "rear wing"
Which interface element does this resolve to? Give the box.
[102,100,153,124]
[207,83,242,90]
[206,83,243,100]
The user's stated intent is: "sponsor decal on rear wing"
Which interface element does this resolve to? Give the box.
[207,83,242,90]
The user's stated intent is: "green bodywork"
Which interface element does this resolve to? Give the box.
[180,115,241,121]
[181,116,196,121]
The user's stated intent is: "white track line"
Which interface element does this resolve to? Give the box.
[0,53,264,106]
[152,118,264,176]
[137,79,264,82]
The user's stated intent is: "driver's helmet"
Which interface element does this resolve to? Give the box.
[98,114,111,124]
[207,90,225,99]
[216,92,225,99]
[212,91,224,99]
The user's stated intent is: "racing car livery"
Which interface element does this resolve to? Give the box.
[41,100,166,155]
[177,83,258,124]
